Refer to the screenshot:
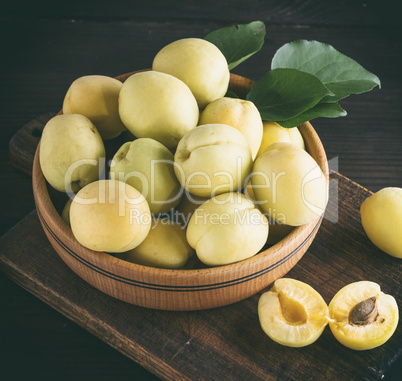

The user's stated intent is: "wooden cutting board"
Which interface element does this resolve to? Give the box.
[2,116,402,380]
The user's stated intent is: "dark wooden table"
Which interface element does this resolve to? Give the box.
[1,1,401,379]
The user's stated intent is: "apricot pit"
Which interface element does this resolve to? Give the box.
[328,281,399,350]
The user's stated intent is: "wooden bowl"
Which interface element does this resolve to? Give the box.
[32,72,329,311]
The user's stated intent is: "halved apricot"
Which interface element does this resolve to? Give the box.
[258,278,329,347]
[328,281,399,350]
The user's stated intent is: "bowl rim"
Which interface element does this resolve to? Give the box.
[32,71,329,286]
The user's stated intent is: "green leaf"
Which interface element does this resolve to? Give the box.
[271,40,381,102]
[204,21,266,70]
[277,102,347,128]
[224,90,239,99]
[246,68,332,121]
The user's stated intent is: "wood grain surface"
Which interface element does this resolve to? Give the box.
[1,172,401,380]
[1,1,401,379]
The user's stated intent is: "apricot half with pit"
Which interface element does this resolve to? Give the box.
[258,278,329,347]
[328,281,399,350]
